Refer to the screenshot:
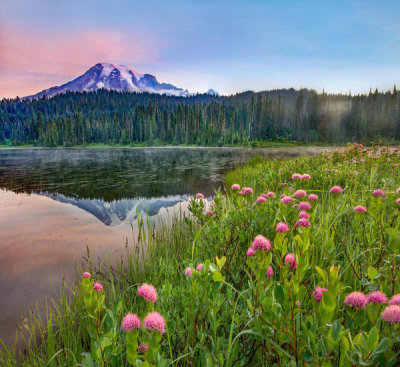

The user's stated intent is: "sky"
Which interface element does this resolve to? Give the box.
[0,0,399,98]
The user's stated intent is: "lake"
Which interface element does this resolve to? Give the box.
[0,146,326,346]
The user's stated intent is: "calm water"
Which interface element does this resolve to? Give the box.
[0,146,325,346]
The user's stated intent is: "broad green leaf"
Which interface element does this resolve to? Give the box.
[372,337,389,357]
[81,353,95,367]
[368,327,379,352]
[212,271,225,282]
[367,266,378,280]
[274,285,284,305]
[321,290,335,313]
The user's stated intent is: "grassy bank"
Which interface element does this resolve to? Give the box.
[1,144,400,366]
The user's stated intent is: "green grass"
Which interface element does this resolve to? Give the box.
[1,144,400,366]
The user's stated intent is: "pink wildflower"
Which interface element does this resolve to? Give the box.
[372,189,386,197]
[353,205,367,213]
[289,187,294,191]
[396,198,400,204]
[276,222,290,233]
[301,174,311,180]
[82,272,91,278]
[381,305,400,324]
[246,248,255,257]
[298,201,312,211]
[284,253,297,270]
[280,194,286,199]
[313,286,328,302]
[298,211,310,219]
[252,235,272,251]
[93,282,103,292]
[138,284,157,303]
[242,187,253,194]
[231,184,240,190]
[143,311,166,334]
[388,294,400,306]
[295,218,310,228]
[308,194,319,201]
[368,291,387,304]
[267,192,275,198]
[205,210,213,216]
[196,263,203,271]
[266,266,274,278]
[137,343,149,353]
[345,292,368,308]
[292,173,302,180]
[282,196,293,205]
[261,193,267,198]
[330,186,343,194]
[184,267,193,276]
[256,196,266,203]
[196,193,205,199]
[293,189,307,198]
[396,187,400,194]
[121,313,141,331]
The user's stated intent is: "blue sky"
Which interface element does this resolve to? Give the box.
[0,0,399,97]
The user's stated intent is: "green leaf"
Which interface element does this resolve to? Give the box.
[274,285,284,305]
[81,353,95,367]
[100,336,112,350]
[212,271,225,282]
[315,266,327,282]
[332,320,341,340]
[297,255,309,277]
[321,290,335,313]
[371,337,389,357]
[367,266,378,280]
[261,297,273,312]
[368,327,379,351]
[303,350,313,362]
[126,346,138,365]
[386,227,398,238]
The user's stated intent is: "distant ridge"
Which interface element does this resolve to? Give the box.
[25,63,190,99]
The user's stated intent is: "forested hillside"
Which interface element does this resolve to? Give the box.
[0,87,399,146]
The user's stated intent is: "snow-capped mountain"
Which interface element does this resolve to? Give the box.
[25,63,189,99]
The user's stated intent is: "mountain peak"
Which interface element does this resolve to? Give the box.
[25,63,189,99]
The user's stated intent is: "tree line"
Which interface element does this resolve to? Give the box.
[0,87,399,146]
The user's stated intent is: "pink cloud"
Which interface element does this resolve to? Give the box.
[0,25,161,98]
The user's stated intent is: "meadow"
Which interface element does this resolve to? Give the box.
[1,143,400,366]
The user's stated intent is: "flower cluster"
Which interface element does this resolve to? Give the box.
[121,313,141,331]
[138,284,158,303]
[276,222,289,233]
[313,286,328,302]
[284,253,297,270]
[252,235,272,251]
